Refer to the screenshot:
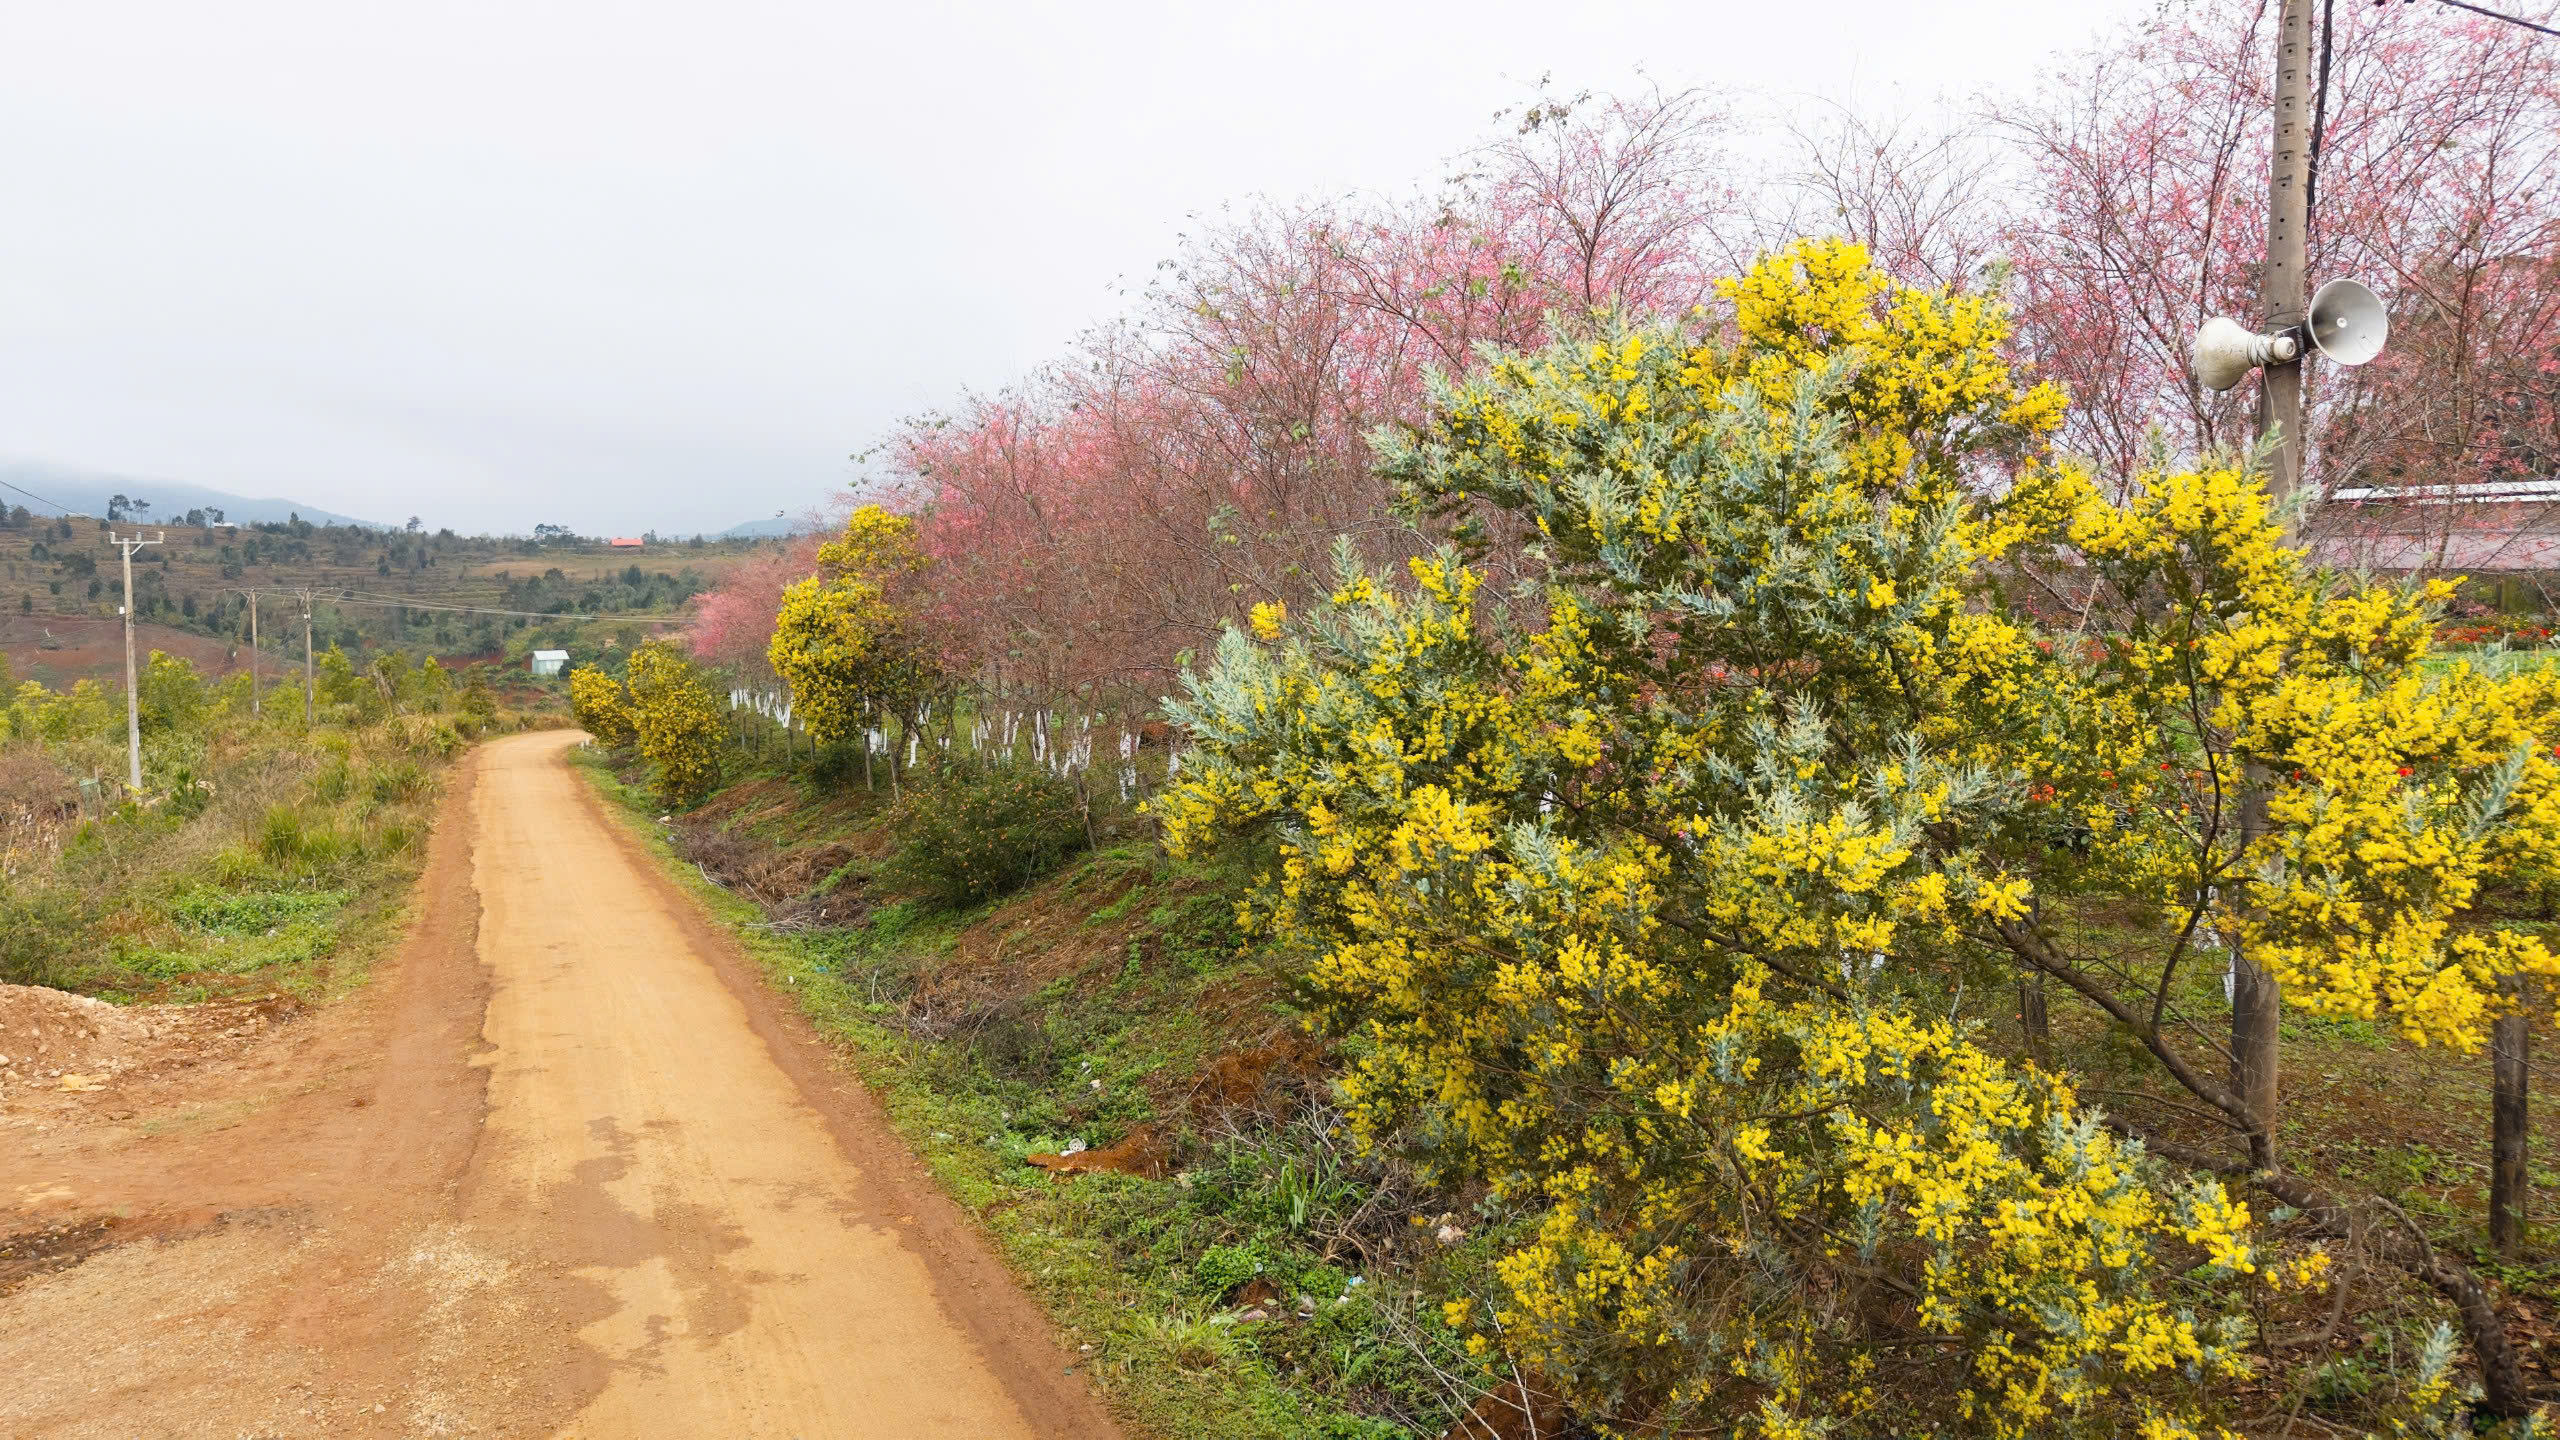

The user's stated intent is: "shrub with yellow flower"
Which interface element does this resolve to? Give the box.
[623,639,722,805]
[1163,241,2554,1434]
[768,505,942,762]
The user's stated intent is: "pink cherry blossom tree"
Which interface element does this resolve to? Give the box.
[1996,0,2560,505]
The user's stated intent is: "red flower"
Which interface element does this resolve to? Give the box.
[2397,766,2413,777]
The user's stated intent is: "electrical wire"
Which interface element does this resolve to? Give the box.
[340,585,689,622]
[2402,0,2560,39]
[2308,0,2338,248]
[213,584,686,624]
[330,591,684,623]
[0,475,74,514]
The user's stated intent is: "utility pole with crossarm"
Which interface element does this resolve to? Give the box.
[246,588,261,715]
[108,529,164,793]
[298,588,316,726]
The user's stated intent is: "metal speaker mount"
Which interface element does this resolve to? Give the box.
[2191,317,2299,393]
[2189,276,2390,393]
[2306,277,2389,367]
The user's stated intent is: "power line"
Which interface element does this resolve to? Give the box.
[333,591,684,623]
[0,475,73,514]
[214,584,687,624]
[337,586,690,622]
[2308,0,2337,241]
[2396,0,2560,39]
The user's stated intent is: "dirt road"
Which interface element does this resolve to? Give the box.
[0,730,1118,1439]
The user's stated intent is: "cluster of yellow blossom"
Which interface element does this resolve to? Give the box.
[622,639,722,804]
[2054,465,2560,1050]
[567,664,636,749]
[1166,544,2258,1434]
[768,504,942,749]
[5,677,118,743]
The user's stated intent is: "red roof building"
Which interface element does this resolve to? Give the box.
[608,537,644,549]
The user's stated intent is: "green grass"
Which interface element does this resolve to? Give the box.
[1,680,556,1001]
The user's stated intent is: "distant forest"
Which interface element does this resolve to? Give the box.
[0,503,752,670]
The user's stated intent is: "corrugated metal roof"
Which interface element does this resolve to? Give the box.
[2330,479,2560,506]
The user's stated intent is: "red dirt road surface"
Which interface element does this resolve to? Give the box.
[0,729,1120,1439]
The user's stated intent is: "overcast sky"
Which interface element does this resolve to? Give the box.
[0,0,2153,536]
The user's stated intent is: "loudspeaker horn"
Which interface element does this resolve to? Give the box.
[2306,278,2388,367]
[2190,317,2298,393]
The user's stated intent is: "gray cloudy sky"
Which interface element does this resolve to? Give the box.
[0,0,2148,536]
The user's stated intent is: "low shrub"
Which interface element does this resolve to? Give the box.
[369,759,430,804]
[164,764,214,819]
[310,758,355,804]
[809,739,868,791]
[879,766,1085,908]
[257,805,310,867]
[171,886,349,934]
[254,805,348,877]
[0,888,89,987]
[1188,1240,1278,1301]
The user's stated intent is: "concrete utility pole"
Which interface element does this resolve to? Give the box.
[247,589,261,715]
[299,588,316,726]
[109,530,165,793]
[2257,0,2315,505]
[2232,0,2318,1172]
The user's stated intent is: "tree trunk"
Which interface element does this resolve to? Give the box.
[2231,949,2282,1171]
[2233,795,2282,1173]
[2492,1008,2530,1257]
[2018,974,2050,1065]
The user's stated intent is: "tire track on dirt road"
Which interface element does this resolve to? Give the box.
[1,729,1118,1439]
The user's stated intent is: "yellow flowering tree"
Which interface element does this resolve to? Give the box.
[9,678,116,742]
[1164,241,2553,1433]
[135,651,209,736]
[623,640,720,804]
[568,664,635,749]
[767,505,942,781]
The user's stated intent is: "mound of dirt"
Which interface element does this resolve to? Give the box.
[0,984,302,1098]
[1026,1124,1170,1180]
[1189,1032,1326,1116]
[0,983,151,1092]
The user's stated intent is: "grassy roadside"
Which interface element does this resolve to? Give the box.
[571,747,1503,1440]
[3,664,559,1003]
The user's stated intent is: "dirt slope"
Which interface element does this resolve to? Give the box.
[0,729,1118,1439]
[0,614,252,690]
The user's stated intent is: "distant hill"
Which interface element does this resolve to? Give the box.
[0,460,382,530]
[714,515,808,540]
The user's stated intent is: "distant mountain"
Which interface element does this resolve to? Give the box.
[714,515,808,540]
[0,460,382,530]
